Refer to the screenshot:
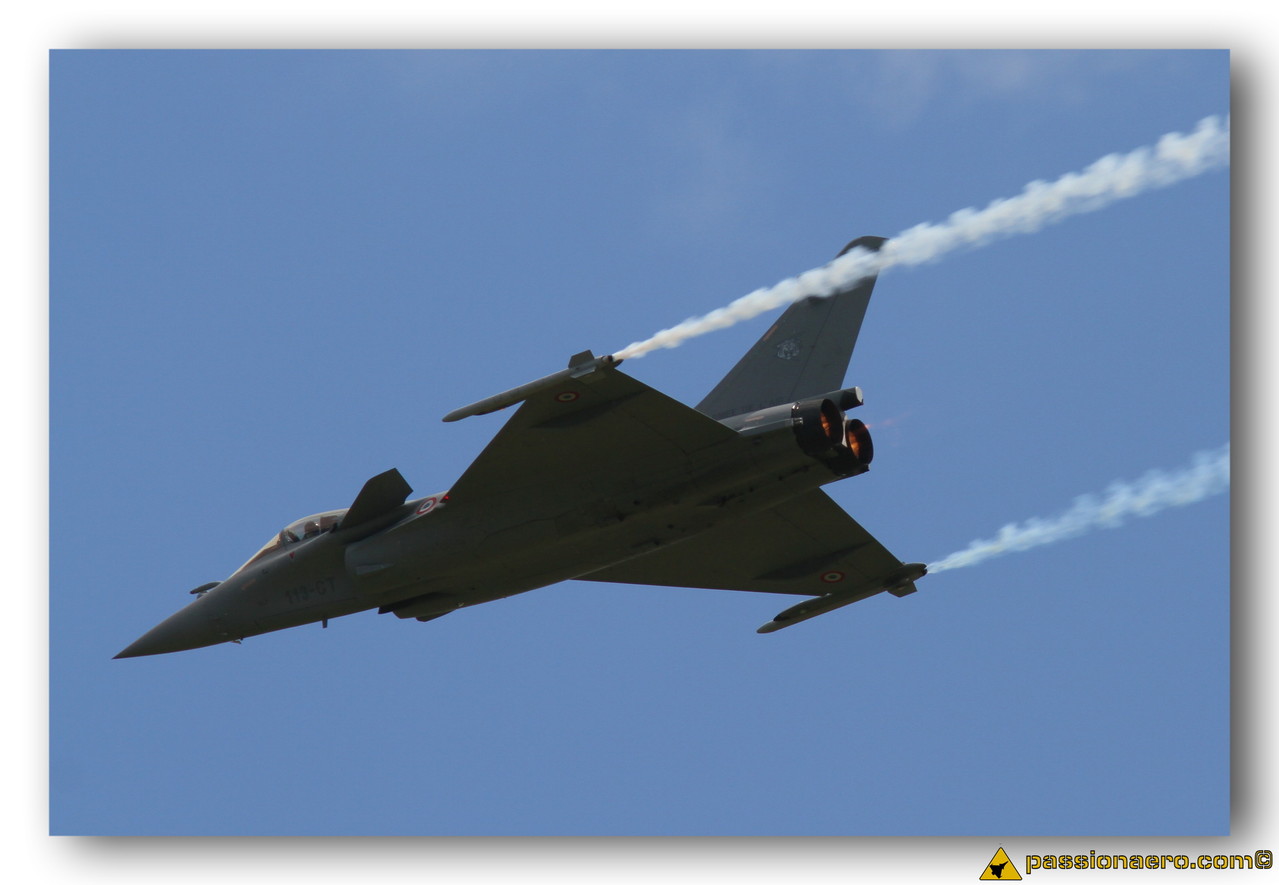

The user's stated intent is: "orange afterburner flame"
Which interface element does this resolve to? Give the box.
[845,419,874,466]
[819,400,845,448]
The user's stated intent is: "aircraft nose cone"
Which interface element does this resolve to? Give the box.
[114,599,226,658]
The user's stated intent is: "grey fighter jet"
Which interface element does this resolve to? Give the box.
[116,236,925,658]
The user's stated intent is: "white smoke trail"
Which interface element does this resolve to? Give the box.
[613,115,1229,360]
[927,444,1230,573]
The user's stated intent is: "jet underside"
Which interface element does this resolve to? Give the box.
[117,235,924,658]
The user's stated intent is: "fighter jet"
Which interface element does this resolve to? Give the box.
[116,236,925,658]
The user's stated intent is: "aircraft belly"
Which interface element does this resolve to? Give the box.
[423,473,834,608]
[353,434,831,615]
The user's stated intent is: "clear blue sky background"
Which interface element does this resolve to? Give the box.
[50,50,1228,836]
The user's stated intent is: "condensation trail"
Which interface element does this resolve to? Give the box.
[612,115,1229,361]
[927,444,1230,573]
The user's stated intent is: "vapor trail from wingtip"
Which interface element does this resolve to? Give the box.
[927,444,1230,573]
[612,115,1229,361]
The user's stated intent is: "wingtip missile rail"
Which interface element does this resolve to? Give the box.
[756,562,927,633]
[442,351,620,423]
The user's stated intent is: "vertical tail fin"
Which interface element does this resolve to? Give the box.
[695,236,887,420]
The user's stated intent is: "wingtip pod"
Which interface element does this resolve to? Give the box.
[755,562,928,633]
[443,351,618,422]
[885,562,927,597]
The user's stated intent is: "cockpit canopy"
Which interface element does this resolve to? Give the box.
[235,509,347,573]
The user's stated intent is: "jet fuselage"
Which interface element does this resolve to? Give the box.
[117,416,847,657]
[117,234,925,657]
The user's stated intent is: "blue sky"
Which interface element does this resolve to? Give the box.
[50,50,1229,838]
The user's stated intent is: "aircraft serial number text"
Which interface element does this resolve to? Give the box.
[284,577,337,606]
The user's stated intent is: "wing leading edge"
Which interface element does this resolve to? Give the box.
[446,352,742,505]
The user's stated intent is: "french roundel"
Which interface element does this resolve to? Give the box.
[820,570,846,584]
[555,391,580,403]
[416,497,438,515]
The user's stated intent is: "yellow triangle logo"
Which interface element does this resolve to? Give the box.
[980,848,1022,880]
